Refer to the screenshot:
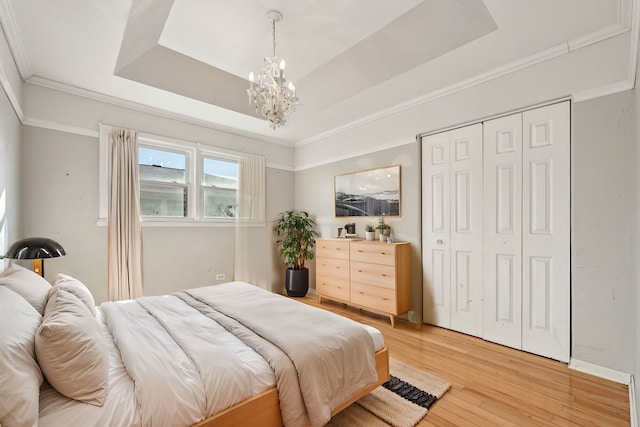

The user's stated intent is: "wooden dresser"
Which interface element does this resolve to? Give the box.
[315,238,411,327]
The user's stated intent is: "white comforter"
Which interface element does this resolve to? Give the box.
[39,282,379,427]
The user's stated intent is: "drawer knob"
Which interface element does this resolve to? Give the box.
[381,252,386,255]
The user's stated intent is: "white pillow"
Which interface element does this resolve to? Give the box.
[36,288,109,406]
[0,286,44,427]
[52,273,97,316]
[0,263,52,314]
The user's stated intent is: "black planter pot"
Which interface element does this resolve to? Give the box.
[286,268,309,297]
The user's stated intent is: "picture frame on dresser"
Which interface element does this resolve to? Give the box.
[334,165,401,217]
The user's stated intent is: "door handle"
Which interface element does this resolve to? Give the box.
[437,239,444,245]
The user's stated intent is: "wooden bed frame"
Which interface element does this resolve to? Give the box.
[192,347,390,427]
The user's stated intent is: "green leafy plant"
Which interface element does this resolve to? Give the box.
[274,210,319,270]
[365,224,375,232]
[375,217,391,231]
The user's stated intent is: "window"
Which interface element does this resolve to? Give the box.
[99,124,265,226]
[202,155,239,219]
[139,146,189,217]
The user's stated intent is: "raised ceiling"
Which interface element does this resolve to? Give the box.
[2,0,631,145]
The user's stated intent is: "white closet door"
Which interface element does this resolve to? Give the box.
[422,132,451,327]
[449,124,484,337]
[482,113,523,348]
[521,101,570,362]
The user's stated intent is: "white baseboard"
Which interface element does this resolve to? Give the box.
[569,358,637,425]
[630,375,638,427]
[568,358,631,384]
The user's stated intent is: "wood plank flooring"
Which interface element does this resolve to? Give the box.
[302,297,630,427]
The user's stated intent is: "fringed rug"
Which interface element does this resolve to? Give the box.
[326,359,450,427]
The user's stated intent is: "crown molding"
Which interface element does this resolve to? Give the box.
[572,79,634,103]
[294,136,415,171]
[0,0,636,150]
[26,76,295,149]
[620,0,633,29]
[567,24,629,50]
[295,42,570,147]
[573,0,639,102]
[0,0,32,79]
[297,2,634,148]
[266,162,294,172]
[22,116,295,172]
[627,0,640,83]
[22,117,98,138]
[0,54,23,121]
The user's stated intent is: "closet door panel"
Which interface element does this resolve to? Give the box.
[483,113,523,349]
[522,101,570,362]
[422,132,451,327]
[449,124,483,337]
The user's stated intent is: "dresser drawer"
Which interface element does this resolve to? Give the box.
[316,257,350,281]
[317,275,350,301]
[350,242,396,266]
[350,261,395,290]
[351,282,396,314]
[316,240,351,260]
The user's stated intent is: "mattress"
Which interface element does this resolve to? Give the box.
[39,305,277,427]
[38,286,385,427]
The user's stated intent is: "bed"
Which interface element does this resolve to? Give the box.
[0,264,389,427]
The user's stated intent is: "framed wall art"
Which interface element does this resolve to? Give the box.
[334,165,401,217]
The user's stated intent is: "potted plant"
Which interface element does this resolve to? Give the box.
[274,210,319,297]
[364,224,375,241]
[375,218,391,241]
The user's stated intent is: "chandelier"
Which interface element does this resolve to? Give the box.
[246,10,299,129]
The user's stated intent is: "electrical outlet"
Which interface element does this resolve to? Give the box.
[216,273,226,280]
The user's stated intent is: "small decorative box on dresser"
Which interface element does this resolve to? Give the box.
[315,238,411,327]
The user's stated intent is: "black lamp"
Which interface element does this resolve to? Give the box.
[5,237,66,277]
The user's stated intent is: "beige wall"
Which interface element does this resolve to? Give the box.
[296,95,640,392]
[295,143,422,321]
[573,92,636,374]
[634,45,640,422]
[3,15,638,422]
[18,124,294,304]
[0,83,22,255]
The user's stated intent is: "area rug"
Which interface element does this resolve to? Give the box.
[326,359,450,427]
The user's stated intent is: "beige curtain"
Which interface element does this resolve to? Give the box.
[234,154,266,286]
[107,127,143,301]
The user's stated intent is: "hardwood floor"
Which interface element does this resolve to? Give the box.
[302,297,631,427]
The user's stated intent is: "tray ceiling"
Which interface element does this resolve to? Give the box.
[3,0,630,144]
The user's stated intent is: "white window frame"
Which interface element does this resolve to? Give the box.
[137,134,196,222]
[98,125,264,227]
[199,146,243,224]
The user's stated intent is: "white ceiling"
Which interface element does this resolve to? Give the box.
[2,0,631,145]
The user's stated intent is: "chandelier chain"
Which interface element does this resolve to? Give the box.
[272,17,277,58]
[246,10,299,130]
